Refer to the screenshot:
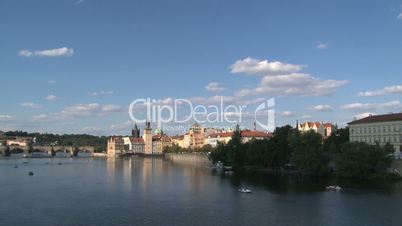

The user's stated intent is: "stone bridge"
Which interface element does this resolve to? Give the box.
[2,145,95,156]
[32,145,95,156]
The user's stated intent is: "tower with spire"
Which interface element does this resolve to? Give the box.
[131,122,140,138]
[143,120,153,155]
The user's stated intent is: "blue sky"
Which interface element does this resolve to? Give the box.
[1,0,402,135]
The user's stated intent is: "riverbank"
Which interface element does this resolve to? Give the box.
[165,153,210,166]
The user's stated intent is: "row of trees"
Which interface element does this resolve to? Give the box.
[2,131,108,152]
[209,125,396,179]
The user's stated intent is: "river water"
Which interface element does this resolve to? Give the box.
[1,156,402,226]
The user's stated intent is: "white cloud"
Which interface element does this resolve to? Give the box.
[0,115,14,122]
[354,112,376,120]
[19,47,74,57]
[235,73,348,97]
[358,84,402,97]
[341,100,402,112]
[189,96,236,105]
[358,90,386,97]
[45,94,58,101]
[230,57,305,76]
[397,13,402,19]
[58,103,122,119]
[317,43,329,49]
[90,90,114,96]
[111,121,133,131]
[31,114,51,122]
[21,102,42,109]
[301,115,312,119]
[18,50,33,57]
[384,85,402,93]
[277,111,294,117]
[82,126,104,135]
[205,82,226,92]
[312,104,333,112]
[48,80,57,84]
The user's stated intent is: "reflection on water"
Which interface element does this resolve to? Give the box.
[1,156,402,226]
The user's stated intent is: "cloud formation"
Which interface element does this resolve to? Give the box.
[358,84,402,97]
[21,102,42,109]
[205,82,226,92]
[341,100,402,112]
[45,94,58,101]
[90,90,114,96]
[58,103,122,119]
[19,47,74,57]
[0,115,14,122]
[316,43,329,49]
[235,73,348,97]
[312,104,333,112]
[230,57,304,76]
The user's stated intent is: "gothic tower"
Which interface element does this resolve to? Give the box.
[143,121,153,155]
[132,122,140,138]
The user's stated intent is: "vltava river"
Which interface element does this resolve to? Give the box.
[1,156,402,226]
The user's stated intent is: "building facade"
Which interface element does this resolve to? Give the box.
[130,137,145,154]
[143,121,153,155]
[107,136,125,157]
[205,130,272,147]
[348,113,402,156]
[188,123,205,149]
[298,121,334,139]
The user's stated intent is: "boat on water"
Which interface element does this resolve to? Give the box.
[238,188,252,193]
[224,171,234,176]
[326,185,342,191]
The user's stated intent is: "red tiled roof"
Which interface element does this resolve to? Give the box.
[348,113,402,125]
[130,137,144,143]
[208,132,233,138]
[241,131,272,138]
[207,131,272,139]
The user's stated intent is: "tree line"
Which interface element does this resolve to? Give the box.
[2,131,107,152]
[209,125,397,180]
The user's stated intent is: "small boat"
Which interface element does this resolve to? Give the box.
[28,172,34,176]
[326,185,342,191]
[238,188,252,193]
[225,171,234,176]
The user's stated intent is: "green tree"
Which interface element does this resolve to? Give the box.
[336,142,394,179]
[271,125,294,168]
[290,130,328,175]
[323,127,349,153]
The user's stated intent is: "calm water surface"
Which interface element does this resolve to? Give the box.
[1,156,402,226]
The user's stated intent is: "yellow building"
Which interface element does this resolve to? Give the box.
[298,121,334,139]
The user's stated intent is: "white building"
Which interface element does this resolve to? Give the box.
[348,113,402,156]
[205,130,272,147]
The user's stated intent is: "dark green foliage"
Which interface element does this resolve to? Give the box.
[209,125,396,179]
[336,142,394,179]
[3,131,107,152]
[323,127,349,153]
[290,131,328,176]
